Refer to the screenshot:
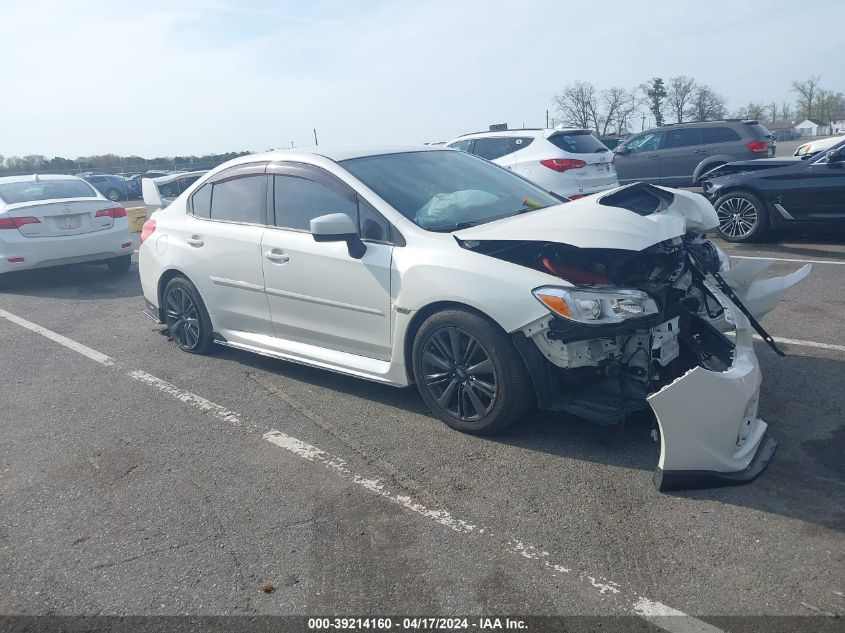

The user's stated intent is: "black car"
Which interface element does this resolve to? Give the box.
[701,139,845,242]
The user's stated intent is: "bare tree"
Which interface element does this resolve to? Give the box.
[685,85,726,121]
[791,75,821,119]
[553,80,598,131]
[817,91,845,126]
[739,102,766,121]
[781,101,793,121]
[594,87,635,136]
[666,75,696,123]
[768,103,778,123]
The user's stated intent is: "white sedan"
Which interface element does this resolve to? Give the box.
[139,147,809,491]
[0,174,133,276]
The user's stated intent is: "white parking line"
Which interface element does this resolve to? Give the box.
[731,255,845,266]
[768,335,845,353]
[0,308,115,366]
[0,307,725,632]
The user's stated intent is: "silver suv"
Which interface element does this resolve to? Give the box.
[613,120,775,186]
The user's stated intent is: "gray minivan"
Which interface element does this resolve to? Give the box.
[613,120,775,186]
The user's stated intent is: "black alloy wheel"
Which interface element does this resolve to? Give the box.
[162,277,213,354]
[421,326,498,422]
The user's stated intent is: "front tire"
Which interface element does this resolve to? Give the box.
[714,191,769,242]
[412,309,533,435]
[106,255,131,273]
[162,277,214,354]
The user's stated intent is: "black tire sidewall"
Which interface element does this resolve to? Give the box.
[163,277,214,354]
[412,309,532,435]
[714,191,768,242]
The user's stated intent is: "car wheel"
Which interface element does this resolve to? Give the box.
[105,188,121,202]
[106,255,131,273]
[714,191,769,242]
[412,308,533,434]
[162,277,214,354]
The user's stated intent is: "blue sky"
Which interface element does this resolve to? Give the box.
[1,0,842,157]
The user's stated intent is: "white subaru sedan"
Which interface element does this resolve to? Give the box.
[139,147,809,491]
[0,174,133,276]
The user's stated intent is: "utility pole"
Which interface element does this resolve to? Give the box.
[546,110,549,128]
[313,128,318,146]
[641,113,646,131]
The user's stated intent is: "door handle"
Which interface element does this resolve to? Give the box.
[186,236,204,247]
[265,250,290,263]
[693,149,708,154]
[648,154,659,159]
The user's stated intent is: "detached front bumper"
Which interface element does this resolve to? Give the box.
[648,311,775,491]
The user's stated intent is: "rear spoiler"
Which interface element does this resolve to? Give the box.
[142,170,208,210]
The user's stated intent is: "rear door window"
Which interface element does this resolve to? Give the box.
[702,127,741,143]
[472,137,512,160]
[209,175,264,224]
[662,128,702,148]
[190,183,212,218]
[548,132,608,153]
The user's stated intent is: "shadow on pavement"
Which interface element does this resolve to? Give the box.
[0,263,142,300]
[214,340,844,532]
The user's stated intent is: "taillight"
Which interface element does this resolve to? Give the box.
[746,141,768,153]
[95,207,127,218]
[540,158,587,172]
[140,219,156,244]
[0,216,40,229]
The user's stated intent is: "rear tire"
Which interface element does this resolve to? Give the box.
[714,190,769,242]
[412,308,534,435]
[106,188,121,202]
[162,277,214,354]
[107,255,131,273]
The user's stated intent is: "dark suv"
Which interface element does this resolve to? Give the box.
[613,120,775,186]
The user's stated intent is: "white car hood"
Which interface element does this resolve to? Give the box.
[454,184,719,251]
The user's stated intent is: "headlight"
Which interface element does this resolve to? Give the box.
[532,286,659,324]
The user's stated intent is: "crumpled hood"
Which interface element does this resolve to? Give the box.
[454,184,719,251]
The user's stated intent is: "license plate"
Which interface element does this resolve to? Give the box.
[55,215,81,230]
[596,163,610,173]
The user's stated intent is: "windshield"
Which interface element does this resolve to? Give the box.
[0,179,98,204]
[341,150,562,231]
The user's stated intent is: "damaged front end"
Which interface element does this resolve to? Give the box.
[460,213,808,491]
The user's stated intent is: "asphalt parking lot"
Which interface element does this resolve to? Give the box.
[1,226,843,629]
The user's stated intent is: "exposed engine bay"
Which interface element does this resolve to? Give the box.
[461,233,758,426]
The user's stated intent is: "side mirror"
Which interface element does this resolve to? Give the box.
[614,145,629,155]
[310,213,366,259]
[824,147,845,164]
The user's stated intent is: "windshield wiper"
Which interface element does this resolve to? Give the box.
[425,221,485,233]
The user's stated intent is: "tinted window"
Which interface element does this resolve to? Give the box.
[274,175,357,232]
[702,127,741,143]
[209,175,263,223]
[508,137,534,153]
[358,198,391,242]
[448,139,473,152]
[341,150,561,231]
[190,183,212,218]
[472,137,511,160]
[746,123,773,139]
[0,179,98,203]
[662,128,702,148]
[87,176,105,183]
[548,132,608,154]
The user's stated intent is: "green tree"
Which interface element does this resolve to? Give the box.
[642,78,668,127]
